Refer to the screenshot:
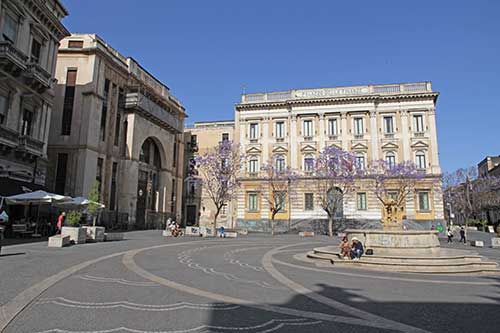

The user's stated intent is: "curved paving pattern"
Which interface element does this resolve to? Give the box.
[2,232,500,332]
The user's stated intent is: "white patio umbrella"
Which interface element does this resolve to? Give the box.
[5,190,72,205]
[55,197,105,209]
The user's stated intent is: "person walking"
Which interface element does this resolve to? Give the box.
[459,227,466,244]
[56,212,66,235]
[447,228,453,243]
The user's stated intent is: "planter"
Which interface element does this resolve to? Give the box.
[61,226,86,244]
[82,226,105,242]
[48,235,70,247]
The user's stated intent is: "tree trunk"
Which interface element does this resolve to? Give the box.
[271,212,276,237]
[328,215,334,238]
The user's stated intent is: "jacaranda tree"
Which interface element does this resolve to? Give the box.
[194,140,244,234]
[260,160,298,236]
[368,160,425,229]
[314,146,359,237]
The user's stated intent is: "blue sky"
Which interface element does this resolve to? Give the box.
[62,0,499,172]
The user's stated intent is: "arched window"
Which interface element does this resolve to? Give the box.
[385,152,396,168]
[275,155,285,172]
[249,156,259,174]
[355,153,365,170]
[416,151,426,170]
[303,154,314,172]
[139,138,162,168]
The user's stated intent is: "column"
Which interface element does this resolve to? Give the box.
[318,112,325,150]
[369,111,379,161]
[262,117,269,163]
[427,108,441,174]
[341,112,348,150]
[400,110,410,161]
[290,115,298,168]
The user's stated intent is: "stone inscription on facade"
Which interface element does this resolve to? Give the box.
[294,86,370,99]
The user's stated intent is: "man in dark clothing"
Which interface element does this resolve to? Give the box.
[459,227,466,244]
[350,237,364,260]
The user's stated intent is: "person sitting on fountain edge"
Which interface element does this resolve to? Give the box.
[339,236,351,260]
[350,237,364,261]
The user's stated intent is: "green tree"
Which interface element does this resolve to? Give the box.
[87,181,102,226]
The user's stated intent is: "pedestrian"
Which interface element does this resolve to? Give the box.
[447,228,453,243]
[350,237,364,260]
[459,227,466,244]
[219,226,225,238]
[339,236,350,259]
[56,212,65,235]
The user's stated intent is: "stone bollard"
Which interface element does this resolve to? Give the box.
[471,240,484,247]
[491,238,500,248]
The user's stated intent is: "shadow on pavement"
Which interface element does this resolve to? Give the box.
[207,282,500,332]
[0,252,26,257]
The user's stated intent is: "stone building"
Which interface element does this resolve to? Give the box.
[0,0,69,195]
[182,120,235,228]
[234,82,444,232]
[47,34,186,229]
[478,156,500,178]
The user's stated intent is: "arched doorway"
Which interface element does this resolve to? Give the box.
[136,138,163,229]
[327,187,343,219]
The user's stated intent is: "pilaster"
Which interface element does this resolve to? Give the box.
[369,110,379,161]
[427,108,441,174]
[341,112,348,151]
[400,110,410,161]
[318,112,326,150]
[290,114,298,168]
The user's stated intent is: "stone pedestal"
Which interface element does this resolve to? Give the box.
[185,226,201,236]
[61,227,86,244]
[345,229,440,256]
[491,238,500,248]
[82,226,105,242]
[48,235,70,247]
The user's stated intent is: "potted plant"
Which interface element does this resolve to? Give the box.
[83,181,106,242]
[61,210,86,244]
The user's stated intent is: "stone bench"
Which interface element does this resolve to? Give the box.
[299,231,315,237]
[48,235,70,248]
[185,226,201,237]
[491,238,500,248]
[104,233,124,241]
[217,230,237,238]
[470,240,484,247]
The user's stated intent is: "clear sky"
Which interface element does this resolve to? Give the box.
[62,0,499,173]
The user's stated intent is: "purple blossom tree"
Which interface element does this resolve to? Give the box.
[260,161,298,236]
[314,146,359,237]
[194,140,244,233]
[368,160,425,229]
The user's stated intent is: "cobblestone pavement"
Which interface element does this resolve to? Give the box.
[1,231,499,333]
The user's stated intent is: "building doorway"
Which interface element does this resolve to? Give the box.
[186,205,197,226]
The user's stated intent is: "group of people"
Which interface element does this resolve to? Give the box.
[339,236,364,260]
[447,227,467,244]
[167,218,182,237]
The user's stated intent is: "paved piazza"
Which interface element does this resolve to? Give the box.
[1,231,499,333]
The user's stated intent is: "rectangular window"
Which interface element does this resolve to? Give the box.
[96,157,103,194]
[249,123,258,139]
[21,109,33,136]
[416,153,426,169]
[355,156,365,170]
[249,159,258,173]
[68,40,84,48]
[221,204,227,216]
[303,120,313,137]
[30,39,41,63]
[248,192,258,211]
[100,79,110,141]
[386,155,396,168]
[276,157,285,171]
[275,121,284,138]
[54,153,68,194]
[328,119,338,136]
[387,191,398,201]
[173,141,177,167]
[190,134,197,146]
[304,157,314,171]
[413,115,424,133]
[0,94,8,124]
[114,88,125,146]
[274,191,286,211]
[354,117,364,135]
[3,13,18,43]
[384,116,394,134]
[305,193,314,211]
[357,193,367,210]
[418,191,430,211]
[109,162,118,211]
[171,179,176,213]
[61,69,77,135]
[222,133,229,141]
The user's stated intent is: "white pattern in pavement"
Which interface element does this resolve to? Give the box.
[74,275,159,287]
[35,297,240,312]
[177,246,286,290]
[223,247,270,272]
[36,318,322,333]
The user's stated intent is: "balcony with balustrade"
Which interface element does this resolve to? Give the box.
[0,41,28,76]
[23,62,53,92]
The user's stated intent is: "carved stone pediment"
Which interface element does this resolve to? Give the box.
[272,144,288,153]
[381,142,399,150]
[327,143,342,150]
[351,142,369,151]
[300,143,317,153]
[246,145,262,154]
[410,140,429,149]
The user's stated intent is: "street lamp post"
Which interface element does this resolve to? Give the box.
[287,177,291,231]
